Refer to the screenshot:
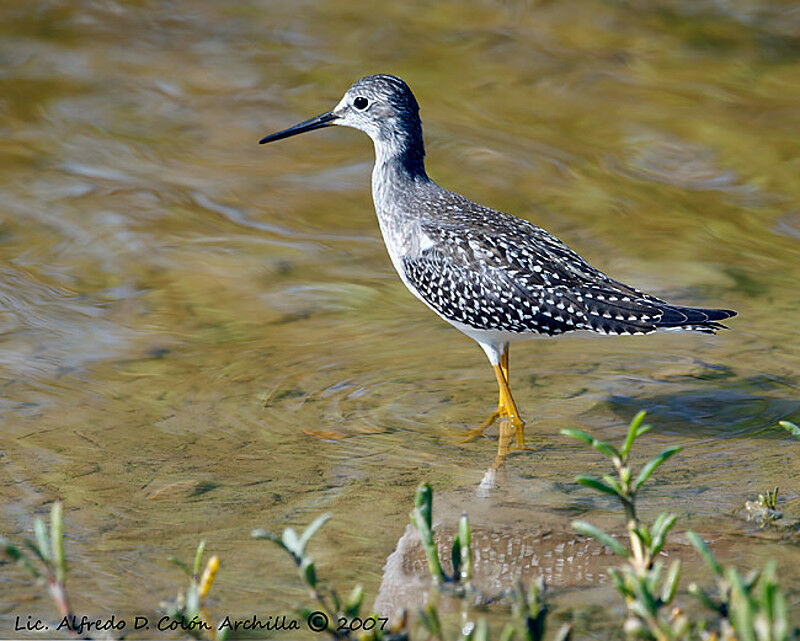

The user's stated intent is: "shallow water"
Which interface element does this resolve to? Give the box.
[1,0,799,637]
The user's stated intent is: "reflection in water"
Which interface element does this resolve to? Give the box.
[375,521,616,616]
[1,0,800,634]
[374,429,800,619]
[478,419,517,495]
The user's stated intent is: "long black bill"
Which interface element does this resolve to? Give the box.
[259,110,337,144]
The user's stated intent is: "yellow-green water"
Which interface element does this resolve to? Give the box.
[1,0,800,637]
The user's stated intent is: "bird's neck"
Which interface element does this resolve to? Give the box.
[371,132,429,213]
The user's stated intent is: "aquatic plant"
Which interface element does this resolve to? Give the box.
[0,506,223,640]
[744,487,782,525]
[563,412,795,641]
[779,421,800,441]
[741,420,800,527]
[253,483,570,641]
[0,502,74,631]
[251,514,405,640]
[162,539,225,640]
[2,417,798,640]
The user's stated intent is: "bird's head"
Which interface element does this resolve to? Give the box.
[260,74,423,152]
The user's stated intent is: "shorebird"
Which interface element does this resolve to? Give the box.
[259,74,736,449]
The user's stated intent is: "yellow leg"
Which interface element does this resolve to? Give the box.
[460,344,508,441]
[500,347,509,386]
[492,363,526,449]
[460,344,527,448]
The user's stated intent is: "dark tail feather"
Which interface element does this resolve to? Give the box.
[654,305,737,333]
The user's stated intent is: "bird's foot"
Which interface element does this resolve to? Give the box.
[507,415,531,451]
[459,406,531,447]
[458,406,503,443]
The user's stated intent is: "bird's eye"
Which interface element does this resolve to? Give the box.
[353,96,369,110]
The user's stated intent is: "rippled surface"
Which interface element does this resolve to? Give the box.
[1,0,800,637]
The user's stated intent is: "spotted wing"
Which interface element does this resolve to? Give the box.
[402,211,732,336]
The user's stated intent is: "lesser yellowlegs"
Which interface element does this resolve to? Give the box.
[259,74,736,449]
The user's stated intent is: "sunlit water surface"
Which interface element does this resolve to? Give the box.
[1,1,799,637]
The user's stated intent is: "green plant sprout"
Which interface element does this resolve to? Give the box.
[563,412,796,641]
[163,540,224,640]
[741,420,800,528]
[0,502,75,631]
[409,482,472,587]
[744,488,782,525]
[253,513,408,640]
[255,484,572,641]
[561,412,682,639]
[686,533,790,641]
[407,483,571,641]
[778,421,800,441]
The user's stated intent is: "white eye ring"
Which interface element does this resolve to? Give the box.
[353,96,369,110]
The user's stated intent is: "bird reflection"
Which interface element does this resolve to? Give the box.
[477,419,517,496]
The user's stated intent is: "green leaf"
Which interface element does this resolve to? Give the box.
[646,559,663,594]
[632,575,659,616]
[779,420,800,441]
[527,575,546,617]
[727,567,756,641]
[651,514,677,556]
[451,535,461,581]
[499,623,516,641]
[622,411,647,459]
[300,557,316,588]
[760,561,778,620]
[193,539,206,577]
[576,476,622,498]
[281,528,302,558]
[1,536,40,579]
[251,529,284,548]
[650,512,668,535]
[761,572,775,619]
[299,513,331,552]
[473,618,489,641]
[559,428,594,445]
[410,505,432,544]
[743,568,761,591]
[415,483,434,531]
[22,539,49,566]
[650,512,674,540]
[331,588,341,613]
[167,556,192,576]
[50,501,65,584]
[34,518,50,562]
[419,603,442,636]
[458,511,472,581]
[687,531,722,577]
[773,587,789,641]
[592,439,621,459]
[410,508,444,583]
[344,584,363,618]
[632,527,651,547]
[572,521,628,557]
[553,623,573,641]
[688,582,720,612]
[634,446,681,491]
[601,475,624,496]
[185,581,200,618]
[628,599,654,620]
[662,560,681,604]
[608,567,632,598]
